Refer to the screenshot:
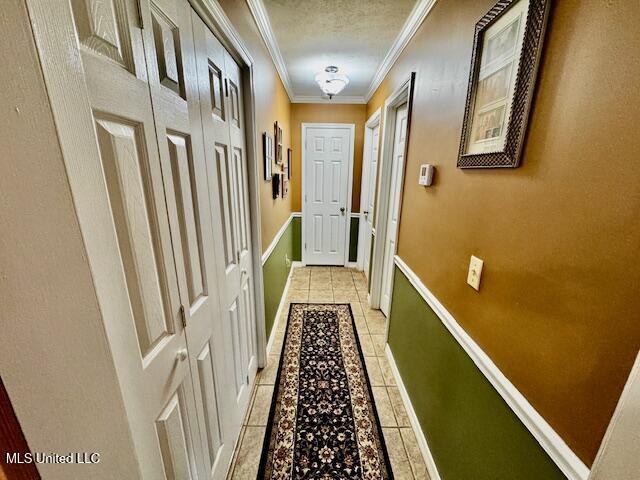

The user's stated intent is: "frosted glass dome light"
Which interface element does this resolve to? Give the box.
[315,66,349,99]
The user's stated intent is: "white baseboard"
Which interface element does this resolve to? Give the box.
[385,345,442,480]
[265,263,295,355]
[347,262,359,269]
[393,255,590,480]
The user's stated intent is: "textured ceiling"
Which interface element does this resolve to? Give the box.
[262,0,418,98]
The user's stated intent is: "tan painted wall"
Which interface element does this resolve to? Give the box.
[367,0,640,465]
[290,103,367,212]
[218,0,293,252]
[0,1,140,478]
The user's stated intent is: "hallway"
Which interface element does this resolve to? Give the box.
[3,0,640,479]
[227,266,429,479]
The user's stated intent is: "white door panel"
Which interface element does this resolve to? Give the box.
[72,0,203,478]
[142,1,236,478]
[192,12,257,463]
[304,126,353,265]
[57,2,256,479]
[381,104,409,316]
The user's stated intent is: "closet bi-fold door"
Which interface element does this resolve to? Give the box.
[68,0,228,479]
[140,0,233,479]
[191,12,258,440]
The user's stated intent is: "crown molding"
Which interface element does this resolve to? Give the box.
[245,0,295,100]
[292,95,367,105]
[365,0,438,102]
[247,0,437,104]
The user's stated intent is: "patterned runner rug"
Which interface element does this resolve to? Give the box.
[258,303,393,479]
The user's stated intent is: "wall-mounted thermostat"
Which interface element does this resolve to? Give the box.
[418,164,434,186]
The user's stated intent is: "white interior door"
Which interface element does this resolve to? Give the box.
[380,104,408,316]
[360,123,380,280]
[70,0,205,478]
[141,1,236,478]
[192,12,258,445]
[303,125,353,265]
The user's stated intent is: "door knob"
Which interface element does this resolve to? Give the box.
[363,210,369,215]
[340,207,345,215]
[176,349,188,362]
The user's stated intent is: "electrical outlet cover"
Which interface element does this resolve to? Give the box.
[467,255,483,291]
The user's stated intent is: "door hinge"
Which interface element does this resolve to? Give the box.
[179,305,187,328]
[136,0,144,28]
[304,242,307,250]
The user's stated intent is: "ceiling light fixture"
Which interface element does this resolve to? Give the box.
[315,66,349,99]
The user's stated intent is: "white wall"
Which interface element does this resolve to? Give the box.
[0,2,139,478]
[589,351,640,480]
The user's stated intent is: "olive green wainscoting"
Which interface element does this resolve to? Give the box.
[349,216,359,263]
[387,264,567,480]
[262,217,301,338]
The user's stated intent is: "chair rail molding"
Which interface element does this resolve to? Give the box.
[392,255,590,480]
[262,213,297,265]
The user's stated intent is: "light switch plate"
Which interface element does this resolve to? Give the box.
[467,255,484,291]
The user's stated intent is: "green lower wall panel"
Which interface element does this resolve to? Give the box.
[292,215,356,263]
[349,217,359,262]
[388,266,566,480]
[292,216,301,261]
[263,219,297,338]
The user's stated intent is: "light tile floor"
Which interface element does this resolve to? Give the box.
[226,266,430,480]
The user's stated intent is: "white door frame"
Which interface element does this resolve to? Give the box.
[589,350,640,479]
[356,108,382,271]
[370,73,415,314]
[301,123,356,266]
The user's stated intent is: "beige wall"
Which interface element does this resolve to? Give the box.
[367,0,640,465]
[219,0,293,252]
[290,103,367,212]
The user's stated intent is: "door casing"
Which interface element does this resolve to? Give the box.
[301,123,356,266]
[370,73,416,336]
[357,108,382,274]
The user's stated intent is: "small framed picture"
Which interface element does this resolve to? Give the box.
[263,132,273,180]
[281,174,289,198]
[457,0,551,168]
[272,171,280,199]
[274,121,283,164]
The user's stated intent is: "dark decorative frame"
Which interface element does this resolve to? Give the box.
[286,148,292,179]
[272,172,280,199]
[281,173,288,198]
[274,121,283,164]
[263,132,273,180]
[457,0,551,168]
